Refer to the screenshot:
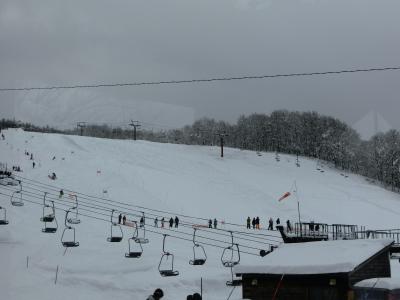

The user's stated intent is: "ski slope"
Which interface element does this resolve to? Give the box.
[1,128,400,300]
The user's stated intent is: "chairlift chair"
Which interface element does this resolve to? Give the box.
[134,217,149,244]
[221,232,240,268]
[0,206,9,225]
[61,210,79,247]
[189,228,207,266]
[10,184,24,206]
[158,234,179,277]
[42,201,58,233]
[125,232,143,258]
[107,210,123,242]
[67,195,80,225]
[40,193,55,222]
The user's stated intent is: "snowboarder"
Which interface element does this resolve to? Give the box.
[276,218,280,225]
[213,218,217,229]
[169,217,174,228]
[147,288,164,300]
[246,216,251,229]
[32,161,35,168]
[161,217,165,228]
[118,213,122,224]
[174,216,179,228]
[286,220,292,232]
[256,217,260,229]
[122,215,126,225]
[59,189,64,198]
[154,217,158,227]
[208,219,212,228]
[140,216,145,227]
[252,217,256,229]
[268,218,274,230]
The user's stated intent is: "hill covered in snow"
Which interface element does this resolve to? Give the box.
[1,128,400,299]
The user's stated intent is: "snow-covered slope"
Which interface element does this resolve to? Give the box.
[1,128,400,300]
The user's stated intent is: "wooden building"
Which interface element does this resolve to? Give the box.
[235,239,393,300]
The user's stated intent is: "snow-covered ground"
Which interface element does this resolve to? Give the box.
[1,128,400,299]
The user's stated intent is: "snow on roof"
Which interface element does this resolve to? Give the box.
[354,278,400,290]
[235,239,393,275]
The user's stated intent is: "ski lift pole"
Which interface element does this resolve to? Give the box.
[294,181,301,226]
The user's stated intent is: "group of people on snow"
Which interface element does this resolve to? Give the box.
[208,218,218,229]
[246,216,293,231]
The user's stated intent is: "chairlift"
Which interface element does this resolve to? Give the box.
[158,234,179,277]
[61,210,79,247]
[0,206,9,225]
[40,192,55,222]
[189,228,207,266]
[226,265,242,287]
[107,209,123,242]
[221,231,240,268]
[134,214,149,244]
[10,184,23,206]
[125,222,143,258]
[67,195,80,225]
[42,201,58,233]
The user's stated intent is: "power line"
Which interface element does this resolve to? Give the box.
[0,189,263,257]
[1,66,400,92]
[14,174,282,239]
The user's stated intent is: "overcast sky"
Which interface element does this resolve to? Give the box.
[0,0,399,137]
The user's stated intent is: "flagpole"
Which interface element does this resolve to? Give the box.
[294,180,301,225]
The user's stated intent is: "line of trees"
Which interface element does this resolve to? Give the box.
[1,111,400,192]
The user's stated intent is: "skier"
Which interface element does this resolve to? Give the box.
[208,219,212,228]
[118,214,122,224]
[30,153,33,160]
[122,215,126,225]
[286,220,292,232]
[174,216,179,228]
[154,217,158,228]
[213,218,217,229]
[256,217,260,229]
[161,217,165,228]
[246,216,251,229]
[146,288,164,300]
[252,217,256,229]
[59,189,64,198]
[32,162,35,169]
[140,216,145,228]
[1,133,4,140]
[276,218,280,225]
[169,217,174,228]
[268,218,274,230]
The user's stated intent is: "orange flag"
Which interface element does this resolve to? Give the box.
[278,192,291,202]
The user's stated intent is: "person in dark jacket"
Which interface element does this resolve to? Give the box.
[122,215,126,225]
[246,216,251,229]
[59,189,64,198]
[268,218,274,230]
[252,217,256,229]
[118,214,122,224]
[213,218,217,229]
[174,216,179,228]
[169,217,174,228]
[286,220,292,232]
[255,217,260,229]
[208,219,212,228]
[147,288,164,300]
[32,162,35,168]
[276,218,280,225]
[161,217,165,228]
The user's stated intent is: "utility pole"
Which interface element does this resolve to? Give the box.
[129,120,141,141]
[215,131,228,158]
[77,122,86,136]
